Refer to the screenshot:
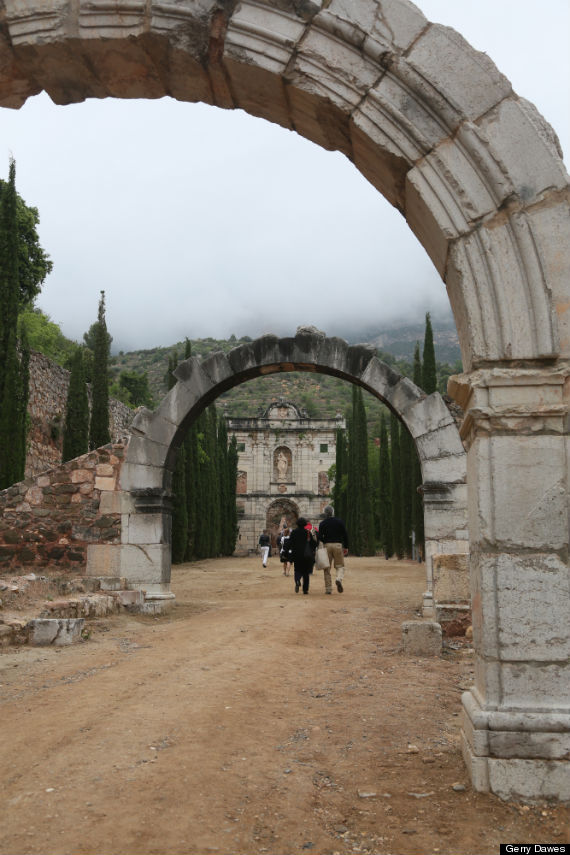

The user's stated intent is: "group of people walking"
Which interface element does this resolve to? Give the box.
[258,505,349,596]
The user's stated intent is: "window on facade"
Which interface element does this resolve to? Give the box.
[237,442,245,452]
[320,443,328,453]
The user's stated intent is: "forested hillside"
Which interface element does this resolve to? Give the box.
[22,310,462,436]
[109,321,462,431]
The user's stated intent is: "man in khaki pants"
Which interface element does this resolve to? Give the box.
[317,505,349,594]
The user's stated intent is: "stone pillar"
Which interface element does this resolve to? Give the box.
[450,368,570,801]
[420,481,469,618]
[86,487,174,611]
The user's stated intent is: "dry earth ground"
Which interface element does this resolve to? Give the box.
[0,556,568,855]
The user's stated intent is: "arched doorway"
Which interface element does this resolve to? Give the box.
[2,0,568,800]
[266,498,299,549]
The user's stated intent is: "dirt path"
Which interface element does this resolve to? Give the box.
[0,556,568,855]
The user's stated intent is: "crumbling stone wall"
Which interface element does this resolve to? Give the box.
[0,442,127,576]
[26,350,133,478]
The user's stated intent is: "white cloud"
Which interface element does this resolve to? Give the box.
[1,1,567,352]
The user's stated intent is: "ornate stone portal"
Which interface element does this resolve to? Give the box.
[1,0,569,800]
[226,400,342,552]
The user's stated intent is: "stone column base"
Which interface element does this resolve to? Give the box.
[421,591,435,618]
[461,690,570,800]
[141,591,176,615]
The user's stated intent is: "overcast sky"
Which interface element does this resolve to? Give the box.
[1,0,568,353]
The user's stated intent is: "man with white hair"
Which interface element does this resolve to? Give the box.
[317,505,349,594]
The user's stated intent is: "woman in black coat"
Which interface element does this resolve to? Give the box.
[287,517,317,594]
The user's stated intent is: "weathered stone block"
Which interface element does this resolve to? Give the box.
[479,98,568,205]
[447,218,559,367]
[421,453,466,484]
[199,351,234,388]
[413,138,501,233]
[488,758,570,802]
[118,544,171,585]
[401,620,442,656]
[467,436,567,550]
[500,661,570,710]
[488,730,570,761]
[225,3,303,123]
[94,476,116,491]
[415,422,465,460]
[423,504,469,541]
[122,513,166,546]
[523,201,570,358]
[126,435,169,469]
[86,543,121,577]
[360,356,411,402]
[141,592,176,615]
[28,618,85,646]
[473,553,570,662]
[157,368,214,427]
[315,0,379,45]
[98,490,134,515]
[433,553,470,603]
[403,24,511,127]
[119,462,165,492]
[0,624,14,646]
[386,377,424,417]
[288,23,380,113]
[116,589,144,607]
[366,0,426,53]
[401,393,455,439]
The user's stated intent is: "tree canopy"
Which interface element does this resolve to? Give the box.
[0,178,53,307]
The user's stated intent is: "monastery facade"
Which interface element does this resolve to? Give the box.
[226,400,344,553]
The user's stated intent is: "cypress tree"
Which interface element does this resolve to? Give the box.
[400,422,414,557]
[15,321,30,476]
[217,412,229,555]
[89,291,111,449]
[347,386,374,556]
[412,341,424,557]
[171,441,188,564]
[0,330,25,488]
[0,160,19,378]
[346,390,359,552]
[422,312,437,394]
[206,405,221,556]
[184,421,198,560]
[194,409,217,559]
[333,426,348,523]
[226,433,239,555]
[166,347,189,564]
[390,413,403,559]
[62,346,89,462]
[378,412,392,557]
[358,389,375,555]
[182,339,199,561]
[0,159,28,488]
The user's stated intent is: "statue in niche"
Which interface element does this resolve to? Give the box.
[276,451,289,481]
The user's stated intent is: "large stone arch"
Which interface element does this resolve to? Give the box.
[115,329,467,593]
[1,0,569,801]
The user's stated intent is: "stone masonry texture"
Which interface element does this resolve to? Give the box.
[26,350,133,478]
[0,442,126,576]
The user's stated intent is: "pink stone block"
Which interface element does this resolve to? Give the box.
[96,463,114,477]
[95,476,116,491]
[25,486,43,505]
[71,468,93,483]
